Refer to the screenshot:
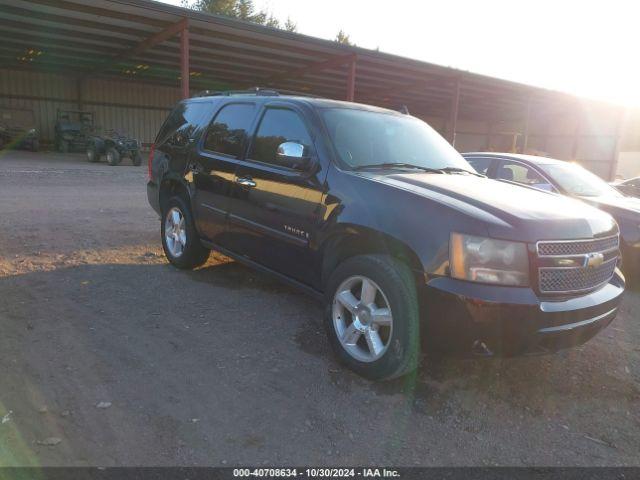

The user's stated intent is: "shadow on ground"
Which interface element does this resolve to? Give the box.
[1,260,638,466]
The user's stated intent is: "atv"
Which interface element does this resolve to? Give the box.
[0,107,39,151]
[54,110,94,153]
[86,130,142,166]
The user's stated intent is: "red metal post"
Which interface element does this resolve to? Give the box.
[522,94,532,153]
[608,107,627,180]
[571,106,581,160]
[447,77,461,146]
[346,57,356,102]
[180,22,190,99]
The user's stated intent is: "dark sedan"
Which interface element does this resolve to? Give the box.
[612,176,640,198]
[463,152,640,281]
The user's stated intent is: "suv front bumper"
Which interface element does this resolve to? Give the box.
[421,269,625,356]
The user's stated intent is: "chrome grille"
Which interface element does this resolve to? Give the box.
[536,235,619,294]
[537,236,619,256]
[539,258,617,293]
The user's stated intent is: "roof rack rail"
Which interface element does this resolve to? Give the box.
[192,87,280,98]
[192,87,322,99]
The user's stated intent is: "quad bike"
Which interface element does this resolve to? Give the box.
[86,130,142,166]
[54,110,94,153]
[0,107,39,151]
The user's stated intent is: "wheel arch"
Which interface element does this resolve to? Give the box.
[159,176,191,214]
[319,225,424,290]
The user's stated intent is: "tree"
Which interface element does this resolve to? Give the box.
[335,29,354,46]
[185,0,293,31]
[284,17,297,33]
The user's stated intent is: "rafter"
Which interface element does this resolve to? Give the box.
[84,18,189,77]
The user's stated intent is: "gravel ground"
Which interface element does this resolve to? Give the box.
[0,150,638,467]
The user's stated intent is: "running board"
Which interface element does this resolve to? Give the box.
[199,239,324,302]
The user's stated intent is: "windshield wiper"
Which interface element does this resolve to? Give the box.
[437,167,485,177]
[354,163,485,177]
[353,163,445,173]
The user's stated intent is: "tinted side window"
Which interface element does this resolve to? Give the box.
[156,101,212,147]
[248,108,312,168]
[466,157,492,175]
[497,161,554,191]
[203,103,255,158]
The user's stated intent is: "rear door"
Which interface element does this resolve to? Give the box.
[226,102,325,285]
[190,101,257,245]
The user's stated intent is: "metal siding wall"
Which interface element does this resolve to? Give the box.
[0,69,180,147]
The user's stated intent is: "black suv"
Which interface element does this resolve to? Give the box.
[148,91,625,380]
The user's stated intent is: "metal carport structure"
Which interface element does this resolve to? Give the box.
[0,0,626,178]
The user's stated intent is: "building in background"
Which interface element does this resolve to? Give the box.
[0,0,634,179]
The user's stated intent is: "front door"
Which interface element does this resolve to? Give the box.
[227,103,325,285]
[191,102,257,245]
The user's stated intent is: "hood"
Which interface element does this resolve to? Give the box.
[579,194,640,244]
[361,171,618,242]
[579,194,640,215]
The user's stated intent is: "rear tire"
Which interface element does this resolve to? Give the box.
[161,196,210,270]
[324,254,420,381]
[106,147,120,166]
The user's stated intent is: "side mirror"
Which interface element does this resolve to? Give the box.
[276,142,312,170]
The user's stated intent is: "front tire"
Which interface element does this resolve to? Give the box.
[161,196,210,269]
[86,144,99,162]
[106,147,120,166]
[324,255,420,381]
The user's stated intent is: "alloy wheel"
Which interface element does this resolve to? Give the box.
[332,275,393,362]
[164,207,187,258]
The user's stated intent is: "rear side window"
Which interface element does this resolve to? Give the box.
[248,108,312,168]
[466,157,493,175]
[204,103,255,158]
[497,161,544,184]
[156,101,212,147]
[497,161,556,192]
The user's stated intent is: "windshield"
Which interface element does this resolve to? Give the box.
[321,108,471,171]
[539,162,622,197]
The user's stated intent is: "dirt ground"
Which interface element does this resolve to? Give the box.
[0,150,638,467]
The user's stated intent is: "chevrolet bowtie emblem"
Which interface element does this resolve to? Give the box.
[585,252,604,268]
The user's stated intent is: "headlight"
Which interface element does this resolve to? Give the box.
[28,128,36,134]
[450,233,530,286]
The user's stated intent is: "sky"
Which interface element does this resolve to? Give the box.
[159,0,640,107]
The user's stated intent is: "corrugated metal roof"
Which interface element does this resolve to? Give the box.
[0,0,616,121]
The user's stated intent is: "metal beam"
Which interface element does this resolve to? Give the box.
[76,77,84,111]
[521,93,532,153]
[346,57,357,102]
[181,25,190,99]
[85,18,189,77]
[447,77,461,146]
[571,106,582,160]
[608,108,627,180]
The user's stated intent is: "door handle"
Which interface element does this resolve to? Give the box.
[236,177,256,188]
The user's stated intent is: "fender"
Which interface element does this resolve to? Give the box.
[316,166,496,281]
